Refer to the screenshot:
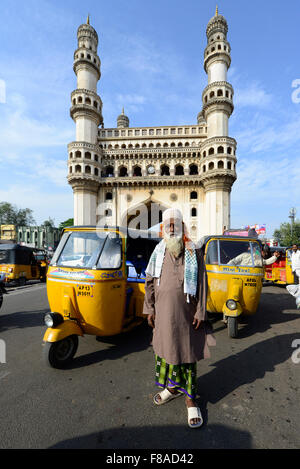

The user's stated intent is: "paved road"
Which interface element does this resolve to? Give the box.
[0,282,299,449]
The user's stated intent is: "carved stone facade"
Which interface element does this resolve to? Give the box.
[67,10,237,241]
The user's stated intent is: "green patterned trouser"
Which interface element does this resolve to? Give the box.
[155,354,197,399]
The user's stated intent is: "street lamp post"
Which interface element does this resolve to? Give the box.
[289,207,297,239]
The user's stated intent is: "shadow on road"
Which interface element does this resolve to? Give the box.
[66,321,153,369]
[0,309,47,332]
[198,332,299,405]
[49,423,252,449]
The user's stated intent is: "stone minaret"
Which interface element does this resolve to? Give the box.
[67,16,103,225]
[201,7,237,234]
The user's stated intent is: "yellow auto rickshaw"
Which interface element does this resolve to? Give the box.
[0,244,47,285]
[264,247,294,285]
[201,235,264,338]
[43,226,159,368]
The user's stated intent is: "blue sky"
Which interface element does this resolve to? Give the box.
[0,0,299,238]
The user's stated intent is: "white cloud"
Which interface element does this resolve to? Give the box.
[234,82,273,108]
[0,184,73,225]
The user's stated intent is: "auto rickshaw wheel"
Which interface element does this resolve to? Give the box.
[43,335,79,369]
[227,317,238,338]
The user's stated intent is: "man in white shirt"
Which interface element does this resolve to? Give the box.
[286,244,300,310]
[291,244,300,284]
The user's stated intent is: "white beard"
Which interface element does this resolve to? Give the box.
[164,236,184,258]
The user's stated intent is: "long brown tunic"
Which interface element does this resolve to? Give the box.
[143,247,216,365]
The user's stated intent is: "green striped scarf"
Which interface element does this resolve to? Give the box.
[145,239,198,301]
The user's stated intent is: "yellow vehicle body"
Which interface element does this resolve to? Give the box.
[0,244,47,284]
[43,226,158,367]
[264,248,294,285]
[202,236,264,337]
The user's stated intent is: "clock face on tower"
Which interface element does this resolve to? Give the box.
[147,165,155,175]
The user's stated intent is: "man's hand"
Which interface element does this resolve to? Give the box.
[274,251,280,258]
[147,314,155,328]
[192,317,202,330]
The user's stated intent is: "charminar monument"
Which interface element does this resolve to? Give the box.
[67,7,237,241]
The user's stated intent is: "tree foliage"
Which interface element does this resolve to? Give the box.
[58,218,74,230]
[0,202,35,226]
[42,217,55,228]
[273,220,300,247]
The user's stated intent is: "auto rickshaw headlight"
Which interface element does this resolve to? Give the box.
[44,312,64,328]
[226,299,237,311]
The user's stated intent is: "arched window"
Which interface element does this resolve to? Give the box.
[185,142,189,147]
[75,165,81,173]
[133,166,142,176]
[105,192,113,200]
[175,165,184,175]
[178,142,183,147]
[191,208,197,217]
[93,101,98,108]
[114,144,119,149]
[227,161,232,170]
[190,191,198,200]
[85,165,91,174]
[85,97,91,105]
[156,143,161,148]
[94,154,98,162]
[208,147,214,155]
[209,91,215,98]
[209,162,214,170]
[75,151,81,158]
[69,152,73,159]
[217,146,224,154]
[203,165,206,173]
[121,144,126,149]
[105,166,114,177]
[161,165,170,176]
[218,161,224,169]
[217,89,223,96]
[85,152,91,159]
[69,166,72,173]
[94,168,99,176]
[119,166,128,177]
[189,164,198,175]
[203,151,206,157]
[227,147,232,155]
[163,142,169,147]
[135,144,140,148]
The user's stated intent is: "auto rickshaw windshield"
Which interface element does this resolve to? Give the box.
[206,239,263,267]
[51,231,122,270]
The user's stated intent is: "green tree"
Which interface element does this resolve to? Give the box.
[0,202,35,226]
[273,220,300,246]
[58,218,74,230]
[42,217,55,228]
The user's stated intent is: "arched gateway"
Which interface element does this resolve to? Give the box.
[68,9,237,241]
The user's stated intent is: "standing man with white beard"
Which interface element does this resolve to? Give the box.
[143,208,216,428]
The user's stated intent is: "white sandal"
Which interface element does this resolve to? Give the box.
[187,406,203,428]
[153,388,182,406]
